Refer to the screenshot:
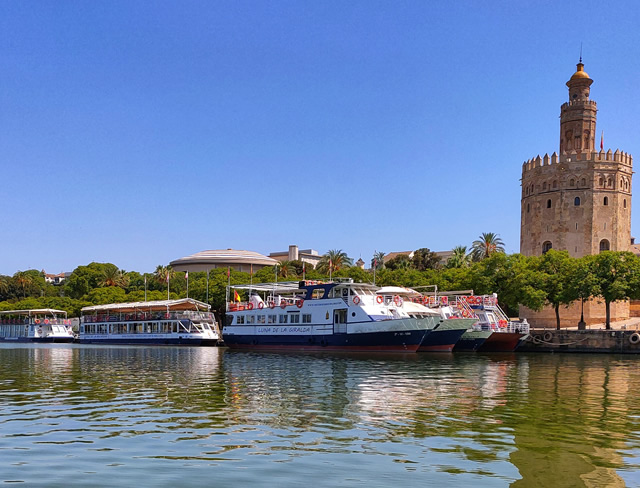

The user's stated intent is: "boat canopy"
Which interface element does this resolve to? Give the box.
[376,286,421,296]
[81,298,210,314]
[0,308,67,316]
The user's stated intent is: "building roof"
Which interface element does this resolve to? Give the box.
[383,251,414,263]
[170,249,278,271]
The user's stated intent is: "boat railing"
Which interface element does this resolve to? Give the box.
[0,317,70,326]
[82,311,215,324]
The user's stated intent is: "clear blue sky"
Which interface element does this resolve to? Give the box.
[2,1,639,275]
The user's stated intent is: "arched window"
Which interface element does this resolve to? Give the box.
[547,199,552,208]
[624,199,627,208]
[527,203,530,213]
[581,178,586,186]
[599,177,604,186]
[604,196,609,206]
[542,241,553,254]
[574,197,581,206]
[553,180,557,189]
[569,178,575,186]
[543,182,547,190]
[599,239,610,252]
[608,178,613,187]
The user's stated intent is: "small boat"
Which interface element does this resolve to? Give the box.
[79,298,221,345]
[377,287,476,352]
[452,295,530,352]
[0,309,75,342]
[222,279,441,352]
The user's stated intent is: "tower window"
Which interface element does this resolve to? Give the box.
[542,241,553,254]
[547,199,552,208]
[527,203,530,213]
[581,178,586,186]
[604,196,609,206]
[575,222,578,230]
[574,197,581,206]
[543,182,547,190]
[624,199,627,208]
[608,178,613,187]
[599,178,604,186]
[553,180,557,189]
[569,179,575,186]
[599,239,610,252]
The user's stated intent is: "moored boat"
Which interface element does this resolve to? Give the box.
[222,279,441,352]
[452,295,530,352]
[376,286,474,352]
[79,298,220,345]
[0,309,75,342]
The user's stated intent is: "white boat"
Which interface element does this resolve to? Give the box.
[79,298,220,346]
[222,279,441,352]
[0,309,75,342]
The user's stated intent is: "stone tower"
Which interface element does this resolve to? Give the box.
[519,61,633,326]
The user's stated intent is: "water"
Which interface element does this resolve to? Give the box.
[1,345,640,487]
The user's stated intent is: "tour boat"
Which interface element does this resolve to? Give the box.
[79,298,221,345]
[222,279,441,352]
[376,287,476,352]
[0,309,75,342]
[451,295,530,352]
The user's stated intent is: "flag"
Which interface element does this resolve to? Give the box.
[227,267,230,278]
[234,290,241,302]
[166,272,170,283]
[600,130,604,151]
[185,271,188,280]
[374,259,378,269]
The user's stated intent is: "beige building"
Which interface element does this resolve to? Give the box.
[520,60,633,327]
[269,245,322,269]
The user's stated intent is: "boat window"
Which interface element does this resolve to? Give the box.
[246,315,255,324]
[257,315,265,324]
[279,314,288,323]
[268,315,277,324]
[290,314,300,324]
[237,315,245,325]
[302,314,312,323]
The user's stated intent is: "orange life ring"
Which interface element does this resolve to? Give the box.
[247,303,254,310]
[44,319,50,325]
[499,320,507,328]
[34,319,40,324]
[296,299,304,308]
[393,295,402,306]
[462,310,470,318]
[353,296,360,305]
[258,302,264,309]
[376,295,384,304]
[475,297,483,304]
[280,301,287,309]
[269,302,275,309]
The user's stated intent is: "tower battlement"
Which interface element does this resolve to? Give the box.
[522,149,633,174]
[560,99,598,110]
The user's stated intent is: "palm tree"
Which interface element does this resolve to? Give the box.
[371,251,386,270]
[471,233,505,261]
[317,249,353,274]
[100,264,129,288]
[0,276,9,296]
[446,245,471,268]
[14,271,33,298]
[155,265,174,287]
[278,261,296,279]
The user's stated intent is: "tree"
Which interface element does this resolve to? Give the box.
[446,246,471,269]
[412,248,441,271]
[100,264,129,288]
[535,250,577,330]
[317,250,353,274]
[589,251,640,329]
[566,255,600,326]
[471,232,506,261]
[154,265,174,287]
[371,251,386,270]
[14,271,33,298]
[385,254,412,271]
[277,261,296,279]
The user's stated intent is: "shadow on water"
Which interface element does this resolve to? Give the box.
[0,344,639,486]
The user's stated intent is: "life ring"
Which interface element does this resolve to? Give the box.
[34,319,40,324]
[543,332,553,342]
[296,299,304,308]
[280,301,287,309]
[269,302,275,309]
[499,319,507,328]
[393,295,403,306]
[475,297,483,305]
[462,310,470,318]
[376,295,383,304]
[467,296,474,303]
[352,296,360,305]
[247,303,254,310]
[44,319,50,325]
[165,313,170,319]
[258,302,264,309]
[630,332,640,345]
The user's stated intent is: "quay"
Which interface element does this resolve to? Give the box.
[519,319,640,353]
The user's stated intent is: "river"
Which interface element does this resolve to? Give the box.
[0,344,639,487]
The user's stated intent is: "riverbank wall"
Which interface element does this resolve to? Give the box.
[519,329,640,353]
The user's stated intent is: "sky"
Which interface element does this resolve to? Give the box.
[2,0,640,275]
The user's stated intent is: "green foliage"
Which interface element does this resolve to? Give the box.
[471,232,506,261]
[317,250,353,274]
[412,248,442,271]
[385,254,412,271]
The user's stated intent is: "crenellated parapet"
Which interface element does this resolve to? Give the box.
[560,99,597,110]
[522,149,633,175]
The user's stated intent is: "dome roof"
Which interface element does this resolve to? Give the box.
[570,62,590,81]
[170,249,278,271]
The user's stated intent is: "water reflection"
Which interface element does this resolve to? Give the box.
[0,345,639,486]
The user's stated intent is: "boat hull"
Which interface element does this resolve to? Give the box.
[454,330,493,352]
[76,336,217,346]
[223,328,431,352]
[419,318,477,352]
[476,332,526,352]
[0,336,75,343]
